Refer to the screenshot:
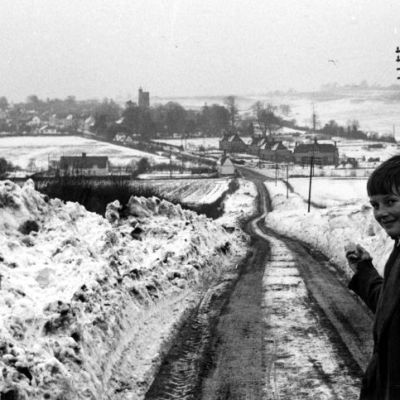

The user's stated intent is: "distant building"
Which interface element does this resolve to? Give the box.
[58,153,109,176]
[218,155,235,176]
[219,133,247,153]
[84,116,96,132]
[28,116,41,127]
[247,135,292,162]
[260,141,292,162]
[293,139,339,165]
[248,136,270,156]
[138,87,150,108]
[39,125,58,135]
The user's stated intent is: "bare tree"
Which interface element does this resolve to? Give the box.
[252,102,280,136]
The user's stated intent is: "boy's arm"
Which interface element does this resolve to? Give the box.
[348,259,383,313]
[345,243,383,313]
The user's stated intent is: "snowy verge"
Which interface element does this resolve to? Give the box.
[0,179,256,399]
[216,179,258,229]
[263,181,393,278]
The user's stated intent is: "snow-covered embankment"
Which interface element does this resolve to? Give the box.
[0,179,256,399]
[263,181,393,277]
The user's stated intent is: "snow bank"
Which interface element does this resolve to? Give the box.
[0,179,252,399]
[264,181,393,277]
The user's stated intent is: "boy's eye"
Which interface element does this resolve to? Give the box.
[370,202,378,209]
[386,198,398,206]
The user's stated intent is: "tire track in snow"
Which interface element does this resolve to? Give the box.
[139,170,370,399]
[243,169,372,398]
[261,235,361,399]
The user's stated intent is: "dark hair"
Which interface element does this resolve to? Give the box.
[367,155,400,196]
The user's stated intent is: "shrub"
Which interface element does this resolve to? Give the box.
[38,177,167,216]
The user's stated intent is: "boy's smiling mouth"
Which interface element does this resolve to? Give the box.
[381,219,396,225]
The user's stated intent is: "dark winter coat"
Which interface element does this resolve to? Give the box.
[349,243,400,400]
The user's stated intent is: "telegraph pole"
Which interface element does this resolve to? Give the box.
[307,104,317,212]
[311,103,317,133]
[307,150,314,212]
[286,163,289,199]
[169,150,172,178]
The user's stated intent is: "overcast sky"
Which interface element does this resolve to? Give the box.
[1,0,399,101]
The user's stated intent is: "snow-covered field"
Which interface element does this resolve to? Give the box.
[336,140,399,161]
[146,178,230,205]
[155,90,400,137]
[288,177,368,207]
[0,136,168,170]
[0,178,256,398]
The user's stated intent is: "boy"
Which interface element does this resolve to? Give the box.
[346,155,400,399]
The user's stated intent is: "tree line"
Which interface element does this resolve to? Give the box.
[93,96,297,141]
[0,94,395,143]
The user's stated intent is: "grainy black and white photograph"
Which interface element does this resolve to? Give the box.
[1,1,400,399]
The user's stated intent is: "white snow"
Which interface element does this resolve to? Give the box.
[288,177,369,207]
[155,91,400,137]
[261,238,359,399]
[263,178,392,278]
[0,178,256,398]
[0,159,394,398]
[149,178,231,205]
[0,136,168,170]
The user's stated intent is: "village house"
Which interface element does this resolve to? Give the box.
[49,114,61,128]
[48,114,77,131]
[217,155,236,176]
[248,136,269,156]
[58,153,109,176]
[84,116,96,133]
[293,140,339,166]
[63,114,75,128]
[260,141,293,162]
[219,133,247,153]
[38,125,58,135]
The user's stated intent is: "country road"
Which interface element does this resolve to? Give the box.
[144,171,374,399]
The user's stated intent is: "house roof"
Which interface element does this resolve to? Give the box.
[221,133,245,143]
[259,143,272,150]
[258,140,287,151]
[60,154,109,169]
[85,116,95,123]
[221,157,234,167]
[271,142,288,151]
[250,137,268,147]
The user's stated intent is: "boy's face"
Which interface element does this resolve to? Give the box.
[370,193,400,238]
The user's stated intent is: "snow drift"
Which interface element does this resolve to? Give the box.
[0,179,253,399]
[264,181,393,277]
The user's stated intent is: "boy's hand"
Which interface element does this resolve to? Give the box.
[344,242,372,273]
